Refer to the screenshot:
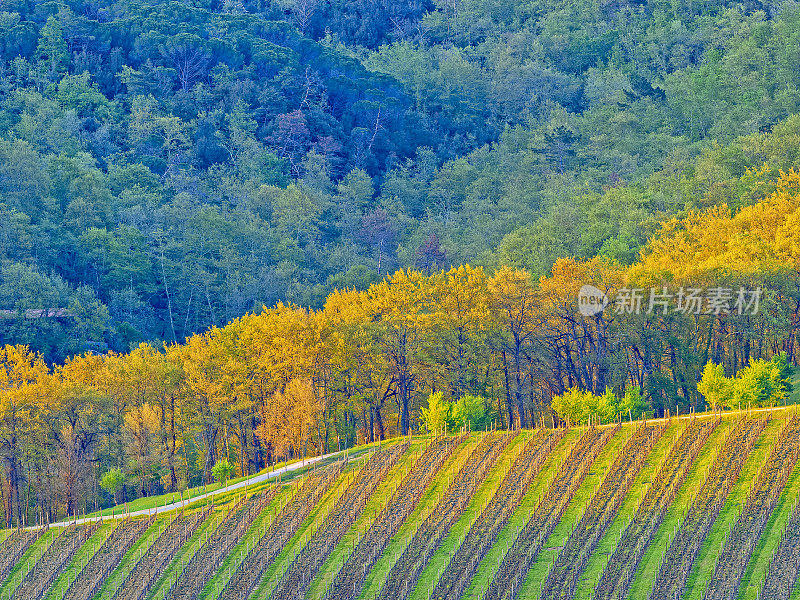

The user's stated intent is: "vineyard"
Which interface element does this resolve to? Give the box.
[2,410,800,600]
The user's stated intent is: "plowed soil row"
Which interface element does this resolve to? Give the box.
[647,417,768,600]
[594,417,718,600]
[378,432,513,600]
[482,425,618,600]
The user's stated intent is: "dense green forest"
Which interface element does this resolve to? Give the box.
[3,0,800,359]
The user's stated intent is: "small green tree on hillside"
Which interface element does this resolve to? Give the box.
[697,362,731,410]
[595,388,619,423]
[35,15,68,83]
[421,391,450,434]
[551,387,586,426]
[212,459,235,487]
[101,468,124,505]
[770,352,794,398]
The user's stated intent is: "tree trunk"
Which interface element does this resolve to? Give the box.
[169,396,179,491]
[369,408,375,443]
[203,422,218,485]
[375,403,385,440]
[502,350,515,430]
[398,369,411,435]
[8,461,21,527]
[252,414,263,472]
[513,343,527,429]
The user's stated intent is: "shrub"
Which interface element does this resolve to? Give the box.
[421,392,451,434]
[212,459,236,486]
[698,354,793,410]
[551,387,617,425]
[450,395,497,431]
[422,392,498,433]
[101,467,124,505]
[618,386,648,420]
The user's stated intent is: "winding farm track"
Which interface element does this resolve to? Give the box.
[45,447,350,529]
[648,416,769,600]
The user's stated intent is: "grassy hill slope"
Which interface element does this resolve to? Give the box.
[2,409,800,600]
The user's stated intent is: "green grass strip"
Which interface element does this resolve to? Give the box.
[575,419,687,599]
[683,416,782,600]
[410,431,531,600]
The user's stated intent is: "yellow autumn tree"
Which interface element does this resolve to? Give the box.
[49,353,110,517]
[365,269,436,435]
[123,403,161,496]
[323,287,393,444]
[487,266,538,429]
[256,378,320,461]
[0,345,48,526]
[180,328,243,485]
[427,265,492,398]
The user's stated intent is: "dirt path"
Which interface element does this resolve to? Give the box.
[46,449,346,529]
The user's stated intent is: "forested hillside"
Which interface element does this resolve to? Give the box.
[2,168,800,525]
[6,0,800,525]
[4,0,800,358]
